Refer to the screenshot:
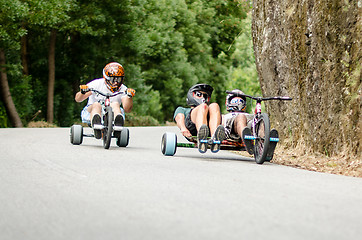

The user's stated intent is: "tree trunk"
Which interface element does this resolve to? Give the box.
[70,33,81,96]
[21,24,29,75]
[252,0,361,157]
[47,29,56,123]
[0,49,23,127]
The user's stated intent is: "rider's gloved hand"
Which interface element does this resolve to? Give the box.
[80,85,89,94]
[126,88,136,98]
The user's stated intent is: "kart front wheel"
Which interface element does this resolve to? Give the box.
[117,127,129,147]
[70,125,83,145]
[161,132,177,156]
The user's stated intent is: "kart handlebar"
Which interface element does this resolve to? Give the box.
[86,88,126,98]
[226,91,292,101]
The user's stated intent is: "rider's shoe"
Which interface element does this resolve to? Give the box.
[92,114,102,139]
[266,128,279,161]
[242,127,254,155]
[113,114,124,138]
[210,125,226,153]
[197,124,209,154]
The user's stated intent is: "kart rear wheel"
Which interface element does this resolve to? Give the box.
[161,132,177,156]
[70,125,83,145]
[103,107,113,149]
[117,127,129,147]
[254,113,270,164]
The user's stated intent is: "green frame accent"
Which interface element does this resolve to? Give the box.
[177,143,196,148]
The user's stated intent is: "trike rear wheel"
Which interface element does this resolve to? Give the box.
[254,113,270,164]
[117,127,129,147]
[161,132,177,156]
[70,125,83,145]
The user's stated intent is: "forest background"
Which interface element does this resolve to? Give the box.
[0,0,259,127]
[1,0,361,176]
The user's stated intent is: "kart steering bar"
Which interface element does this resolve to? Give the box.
[87,88,126,97]
[226,91,292,101]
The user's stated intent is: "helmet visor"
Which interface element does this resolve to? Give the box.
[109,76,124,84]
[230,97,245,105]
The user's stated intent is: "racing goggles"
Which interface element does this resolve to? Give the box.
[193,91,210,99]
[109,76,124,84]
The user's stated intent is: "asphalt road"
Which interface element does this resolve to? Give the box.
[0,126,361,240]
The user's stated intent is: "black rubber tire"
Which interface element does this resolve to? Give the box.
[103,107,113,149]
[254,113,270,164]
[70,125,83,145]
[117,127,129,147]
[266,128,279,161]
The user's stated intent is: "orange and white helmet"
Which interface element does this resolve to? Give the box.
[103,62,125,92]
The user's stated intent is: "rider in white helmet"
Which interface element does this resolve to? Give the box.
[222,89,254,154]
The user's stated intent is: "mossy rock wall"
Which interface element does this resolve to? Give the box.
[252,0,361,157]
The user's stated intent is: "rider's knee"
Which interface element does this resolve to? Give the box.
[235,114,247,128]
[90,102,102,112]
[110,102,121,107]
[209,103,220,112]
[235,114,246,122]
[110,102,121,112]
[92,102,101,107]
[196,103,209,113]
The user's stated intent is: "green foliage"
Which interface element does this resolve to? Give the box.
[1,0,260,126]
[125,112,160,127]
[2,51,36,124]
[10,74,35,122]
[225,13,261,113]
[124,64,164,120]
[0,102,8,127]
[0,0,28,50]
[26,0,77,29]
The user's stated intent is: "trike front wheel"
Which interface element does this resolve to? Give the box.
[103,107,113,149]
[254,113,270,164]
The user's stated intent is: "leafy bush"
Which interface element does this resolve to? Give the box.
[125,113,160,126]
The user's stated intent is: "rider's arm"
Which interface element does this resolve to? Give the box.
[121,96,133,113]
[175,113,192,138]
[174,108,192,138]
[175,113,187,131]
[75,91,92,103]
[120,87,135,113]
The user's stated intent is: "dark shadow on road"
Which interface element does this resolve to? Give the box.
[173,152,256,163]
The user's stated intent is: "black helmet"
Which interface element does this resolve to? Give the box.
[226,89,247,112]
[186,84,214,106]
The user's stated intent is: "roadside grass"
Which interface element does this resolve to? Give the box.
[235,146,361,178]
[272,145,362,178]
[27,121,57,128]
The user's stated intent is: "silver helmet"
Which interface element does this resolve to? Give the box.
[226,89,247,112]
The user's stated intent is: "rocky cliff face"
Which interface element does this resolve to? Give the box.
[252,0,361,157]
